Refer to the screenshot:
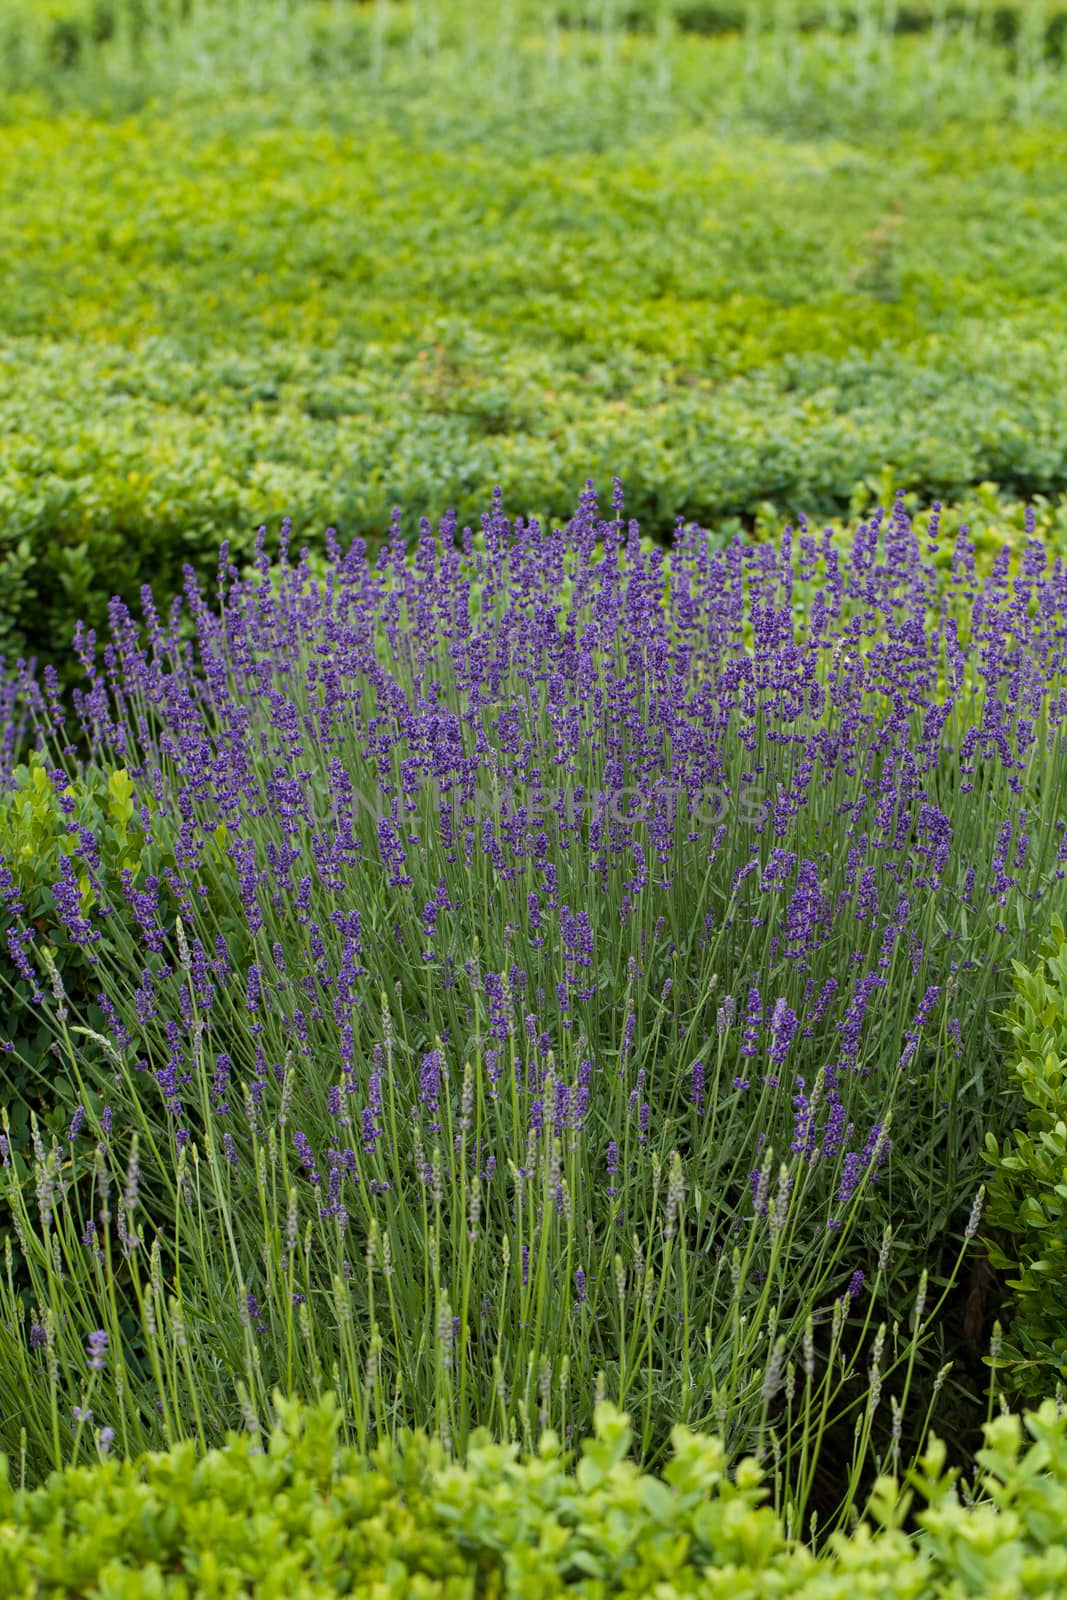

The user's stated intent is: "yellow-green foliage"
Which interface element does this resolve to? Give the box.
[1,1391,1067,1595]
[0,752,244,1160]
[3,84,1067,683]
[984,916,1067,1403]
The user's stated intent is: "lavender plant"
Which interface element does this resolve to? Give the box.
[0,482,1061,1530]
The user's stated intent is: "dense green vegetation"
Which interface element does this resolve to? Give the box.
[3,0,1067,681]
[4,1390,1067,1596]
[2,3,1067,1586]
[985,922,1067,1403]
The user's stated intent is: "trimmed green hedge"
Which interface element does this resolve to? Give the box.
[1,1391,1067,1595]
[4,92,1067,685]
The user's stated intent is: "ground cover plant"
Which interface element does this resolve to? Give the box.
[4,0,1067,683]
[0,487,1065,1552]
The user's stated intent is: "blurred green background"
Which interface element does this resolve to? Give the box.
[3,0,1067,685]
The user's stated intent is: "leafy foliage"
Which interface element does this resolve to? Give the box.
[984,916,1067,1403]
[3,7,1067,682]
[0,114,1066,678]
[1,1390,1067,1593]
[9,0,1067,70]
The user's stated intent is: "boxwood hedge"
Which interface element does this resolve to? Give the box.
[1,1391,1067,1595]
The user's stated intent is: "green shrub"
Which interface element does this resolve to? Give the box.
[1,1389,1066,1594]
[4,90,1067,688]
[3,2,1067,679]
[984,916,1067,1404]
[555,0,1067,55]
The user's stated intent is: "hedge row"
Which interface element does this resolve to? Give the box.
[985,919,1067,1405]
[3,94,1067,684]
[1,1391,1067,1595]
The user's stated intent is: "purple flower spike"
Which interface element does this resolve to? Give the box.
[86,1329,108,1373]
